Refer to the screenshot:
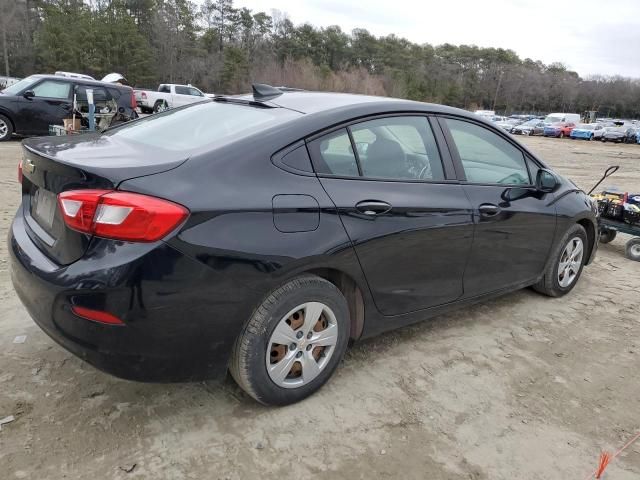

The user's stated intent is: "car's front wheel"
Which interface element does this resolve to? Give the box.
[533,224,588,297]
[230,275,350,405]
[0,114,13,141]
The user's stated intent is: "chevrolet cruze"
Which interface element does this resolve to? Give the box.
[9,85,598,405]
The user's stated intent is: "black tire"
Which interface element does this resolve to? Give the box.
[533,224,588,297]
[625,238,640,262]
[153,100,167,113]
[229,275,350,406]
[0,114,13,141]
[528,130,534,136]
[599,229,617,244]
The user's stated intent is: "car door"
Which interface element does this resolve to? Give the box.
[172,86,198,107]
[438,116,557,297]
[308,115,475,316]
[14,79,72,134]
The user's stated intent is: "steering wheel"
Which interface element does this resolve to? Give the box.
[417,162,432,180]
[498,172,526,184]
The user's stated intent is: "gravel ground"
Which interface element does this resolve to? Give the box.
[0,136,639,480]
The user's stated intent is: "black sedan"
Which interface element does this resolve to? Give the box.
[9,85,598,405]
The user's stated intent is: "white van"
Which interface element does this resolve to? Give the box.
[544,112,580,124]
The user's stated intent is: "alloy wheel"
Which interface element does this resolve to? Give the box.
[557,237,584,288]
[266,302,338,389]
[0,119,8,140]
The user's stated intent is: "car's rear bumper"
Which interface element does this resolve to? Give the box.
[9,210,254,382]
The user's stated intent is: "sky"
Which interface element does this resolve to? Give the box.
[234,0,640,79]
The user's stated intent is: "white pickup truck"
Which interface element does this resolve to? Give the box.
[134,84,211,113]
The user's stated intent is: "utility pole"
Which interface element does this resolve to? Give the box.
[492,70,504,112]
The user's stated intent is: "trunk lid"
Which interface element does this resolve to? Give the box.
[21,134,187,265]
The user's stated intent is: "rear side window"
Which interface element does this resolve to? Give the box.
[444,118,531,185]
[31,80,71,99]
[307,129,359,177]
[308,116,445,181]
[158,85,170,93]
[350,116,444,180]
[107,101,302,151]
[175,86,190,95]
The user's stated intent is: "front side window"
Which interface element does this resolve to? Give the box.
[444,118,531,185]
[188,87,203,97]
[31,80,71,99]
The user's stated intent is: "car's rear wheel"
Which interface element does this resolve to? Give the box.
[230,275,350,405]
[153,100,168,113]
[0,114,13,141]
[533,224,588,297]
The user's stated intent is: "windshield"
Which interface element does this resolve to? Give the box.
[107,100,302,151]
[1,76,37,95]
[522,120,538,126]
[576,124,593,130]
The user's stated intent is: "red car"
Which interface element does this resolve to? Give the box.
[543,122,576,138]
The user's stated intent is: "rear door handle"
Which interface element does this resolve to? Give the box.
[478,203,501,217]
[355,200,392,216]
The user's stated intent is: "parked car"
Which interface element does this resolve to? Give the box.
[135,84,209,113]
[624,127,639,143]
[602,127,634,143]
[544,122,576,138]
[0,74,138,141]
[544,113,580,125]
[511,118,545,136]
[9,85,599,405]
[494,118,522,132]
[569,123,605,140]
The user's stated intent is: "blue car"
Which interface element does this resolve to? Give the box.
[570,123,605,141]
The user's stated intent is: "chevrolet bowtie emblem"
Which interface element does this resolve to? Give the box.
[24,159,35,174]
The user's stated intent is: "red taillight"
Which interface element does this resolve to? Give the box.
[72,306,124,325]
[130,88,137,109]
[58,190,188,242]
[141,91,147,99]
[18,160,23,184]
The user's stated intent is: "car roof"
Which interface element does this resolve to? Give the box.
[232,90,470,117]
[28,74,130,90]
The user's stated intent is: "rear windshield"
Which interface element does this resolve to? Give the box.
[107,101,301,151]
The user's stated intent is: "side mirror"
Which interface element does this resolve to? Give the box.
[536,169,558,193]
[23,90,35,99]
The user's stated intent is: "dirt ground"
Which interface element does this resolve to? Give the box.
[1,136,639,480]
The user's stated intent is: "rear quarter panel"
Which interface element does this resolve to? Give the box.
[119,140,374,341]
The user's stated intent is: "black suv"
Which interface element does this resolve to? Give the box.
[0,74,138,141]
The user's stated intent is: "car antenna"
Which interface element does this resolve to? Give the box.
[252,83,283,101]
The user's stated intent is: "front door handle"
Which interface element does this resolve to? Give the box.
[478,203,501,217]
[355,200,392,216]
